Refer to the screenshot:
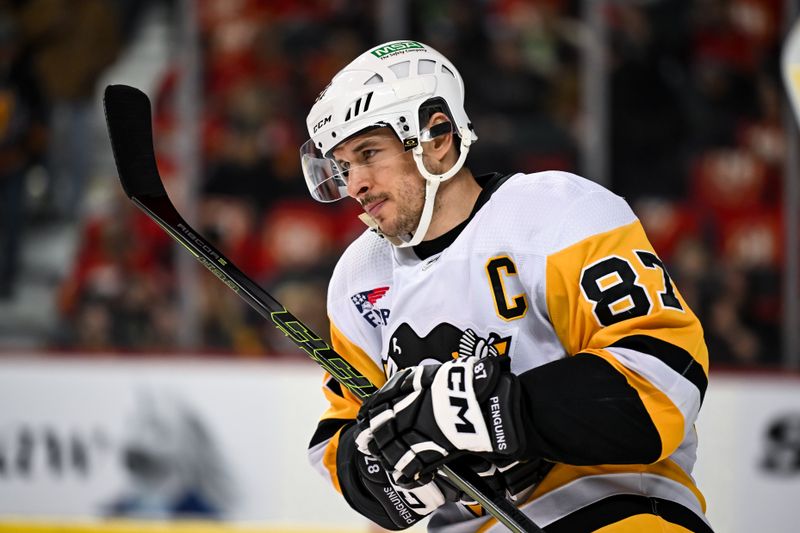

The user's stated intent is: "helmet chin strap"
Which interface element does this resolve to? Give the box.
[399,177,441,247]
[359,126,474,248]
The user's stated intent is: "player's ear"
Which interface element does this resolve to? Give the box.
[424,111,454,161]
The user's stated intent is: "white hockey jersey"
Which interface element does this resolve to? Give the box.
[308,171,710,532]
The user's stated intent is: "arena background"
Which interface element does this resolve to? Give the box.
[0,1,798,532]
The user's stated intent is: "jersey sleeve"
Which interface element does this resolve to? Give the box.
[521,188,708,465]
[307,320,386,492]
[307,232,389,492]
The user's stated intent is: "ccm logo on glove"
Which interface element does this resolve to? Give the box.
[447,365,477,434]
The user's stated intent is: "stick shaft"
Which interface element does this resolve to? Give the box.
[103,84,542,532]
[130,192,541,532]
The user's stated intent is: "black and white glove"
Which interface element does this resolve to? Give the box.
[337,424,454,530]
[450,455,554,505]
[355,356,526,487]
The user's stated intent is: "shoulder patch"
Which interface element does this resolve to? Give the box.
[350,286,391,328]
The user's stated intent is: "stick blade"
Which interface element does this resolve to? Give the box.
[103,84,167,199]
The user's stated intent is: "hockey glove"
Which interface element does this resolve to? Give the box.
[337,424,453,530]
[355,355,526,487]
[448,455,553,505]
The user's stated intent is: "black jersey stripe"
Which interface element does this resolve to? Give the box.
[544,494,713,533]
[610,335,707,403]
[520,353,662,465]
[309,418,353,448]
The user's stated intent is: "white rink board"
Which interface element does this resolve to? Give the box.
[0,357,369,529]
[0,357,798,532]
[694,372,800,533]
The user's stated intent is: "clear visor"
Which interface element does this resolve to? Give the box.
[300,122,453,203]
[300,139,350,202]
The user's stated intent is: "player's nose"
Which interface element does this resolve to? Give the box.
[346,164,372,199]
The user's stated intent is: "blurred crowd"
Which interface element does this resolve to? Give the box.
[0,0,790,367]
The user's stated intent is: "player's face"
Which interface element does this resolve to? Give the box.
[333,128,425,238]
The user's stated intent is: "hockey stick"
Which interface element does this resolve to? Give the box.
[102,84,543,533]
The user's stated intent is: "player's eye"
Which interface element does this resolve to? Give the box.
[362,149,377,161]
[336,160,350,178]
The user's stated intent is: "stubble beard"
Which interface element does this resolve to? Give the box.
[364,176,426,239]
[391,186,425,238]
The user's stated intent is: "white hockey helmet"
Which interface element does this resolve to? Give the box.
[300,39,478,247]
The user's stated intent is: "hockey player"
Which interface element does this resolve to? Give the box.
[300,39,713,532]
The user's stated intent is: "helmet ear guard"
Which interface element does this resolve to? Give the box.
[418,120,457,144]
[412,121,474,183]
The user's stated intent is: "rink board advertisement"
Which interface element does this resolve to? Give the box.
[0,357,798,533]
[693,372,800,533]
[0,357,368,530]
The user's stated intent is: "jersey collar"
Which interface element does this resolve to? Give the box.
[412,172,513,260]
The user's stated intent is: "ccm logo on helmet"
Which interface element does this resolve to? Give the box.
[313,115,332,133]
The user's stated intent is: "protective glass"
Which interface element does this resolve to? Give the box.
[300,122,453,203]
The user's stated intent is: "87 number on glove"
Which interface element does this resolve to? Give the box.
[365,455,381,475]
